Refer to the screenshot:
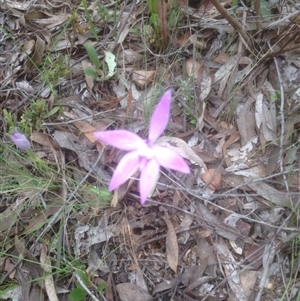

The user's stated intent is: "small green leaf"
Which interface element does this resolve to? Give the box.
[97,282,106,292]
[260,0,271,21]
[89,187,111,199]
[76,271,89,286]
[69,288,87,301]
[84,68,98,77]
[104,51,116,78]
[84,43,100,70]
[44,106,60,119]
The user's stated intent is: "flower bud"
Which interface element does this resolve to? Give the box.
[10,130,31,150]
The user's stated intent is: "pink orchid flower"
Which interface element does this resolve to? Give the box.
[94,89,190,204]
[10,130,31,150]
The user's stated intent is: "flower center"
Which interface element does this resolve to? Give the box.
[142,145,154,160]
[138,144,155,169]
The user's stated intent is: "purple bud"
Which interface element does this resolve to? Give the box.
[10,130,31,150]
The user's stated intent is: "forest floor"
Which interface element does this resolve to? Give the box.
[0,0,300,300]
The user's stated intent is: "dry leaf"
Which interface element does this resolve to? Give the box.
[185,58,203,78]
[236,97,256,146]
[0,207,18,232]
[73,120,97,142]
[196,69,212,101]
[132,70,155,87]
[40,244,59,301]
[24,34,45,71]
[216,238,248,301]
[203,169,222,190]
[246,180,292,207]
[175,33,193,47]
[106,273,114,301]
[116,283,152,301]
[23,199,64,235]
[162,216,178,273]
[214,54,240,83]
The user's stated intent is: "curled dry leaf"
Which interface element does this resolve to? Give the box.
[132,70,155,88]
[203,169,222,190]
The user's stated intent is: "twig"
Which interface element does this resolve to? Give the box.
[268,41,290,196]
[254,241,276,301]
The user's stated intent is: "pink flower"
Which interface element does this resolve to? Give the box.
[94,89,190,204]
[10,130,31,150]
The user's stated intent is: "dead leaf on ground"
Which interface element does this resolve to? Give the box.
[106,272,114,301]
[24,34,46,71]
[236,97,256,146]
[162,216,179,273]
[246,180,292,208]
[185,58,212,101]
[255,89,277,146]
[40,244,59,301]
[23,198,64,235]
[186,58,203,78]
[214,54,241,83]
[197,238,217,277]
[216,238,248,301]
[116,283,152,301]
[203,169,222,190]
[132,70,155,87]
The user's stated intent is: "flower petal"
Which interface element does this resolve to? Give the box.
[109,151,140,191]
[10,130,31,150]
[153,146,190,173]
[148,89,171,143]
[139,159,160,204]
[94,130,146,151]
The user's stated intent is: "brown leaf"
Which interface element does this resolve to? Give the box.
[105,272,114,301]
[203,169,222,190]
[216,238,248,301]
[246,180,292,208]
[244,243,265,269]
[185,58,203,79]
[23,199,64,235]
[40,244,59,301]
[116,283,152,301]
[24,34,45,71]
[73,120,97,142]
[175,33,193,46]
[162,216,178,273]
[236,97,256,146]
[157,0,170,46]
[132,70,156,87]
[0,207,18,232]
[222,131,241,157]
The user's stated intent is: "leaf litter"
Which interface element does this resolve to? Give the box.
[0,0,300,300]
